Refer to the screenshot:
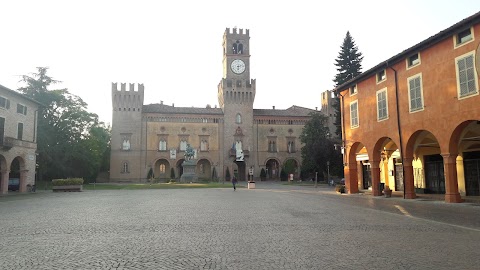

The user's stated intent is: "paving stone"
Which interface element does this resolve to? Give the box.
[1,183,480,269]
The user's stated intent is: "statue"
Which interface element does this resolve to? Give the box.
[184,144,195,161]
[122,139,130,150]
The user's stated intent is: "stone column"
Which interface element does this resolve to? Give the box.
[0,170,9,194]
[403,158,416,199]
[345,164,358,194]
[442,154,462,203]
[19,169,28,193]
[371,160,382,196]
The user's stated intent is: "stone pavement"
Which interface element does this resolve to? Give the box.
[1,182,480,269]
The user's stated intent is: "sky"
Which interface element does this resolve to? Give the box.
[1,1,479,125]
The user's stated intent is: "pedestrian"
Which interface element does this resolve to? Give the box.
[232,176,238,191]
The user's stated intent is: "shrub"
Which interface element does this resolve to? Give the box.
[147,168,154,180]
[260,168,266,181]
[280,167,288,181]
[169,179,176,183]
[51,178,84,186]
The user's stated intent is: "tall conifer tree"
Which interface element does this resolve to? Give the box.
[332,31,363,137]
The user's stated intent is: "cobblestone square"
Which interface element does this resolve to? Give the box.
[1,183,480,269]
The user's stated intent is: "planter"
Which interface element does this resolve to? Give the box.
[248,182,256,189]
[384,189,392,198]
[52,185,83,192]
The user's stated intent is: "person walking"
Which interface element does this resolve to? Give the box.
[232,176,238,191]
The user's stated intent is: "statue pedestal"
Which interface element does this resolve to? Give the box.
[180,160,198,183]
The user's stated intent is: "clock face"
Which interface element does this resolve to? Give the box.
[231,59,246,74]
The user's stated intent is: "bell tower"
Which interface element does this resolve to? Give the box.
[218,28,256,181]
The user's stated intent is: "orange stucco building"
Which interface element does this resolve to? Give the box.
[335,12,480,203]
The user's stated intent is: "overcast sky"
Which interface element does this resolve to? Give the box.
[1,1,479,125]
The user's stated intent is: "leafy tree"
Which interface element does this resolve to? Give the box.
[332,31,363,137]
[300,112,343,179]
[283,159,296,175]
[18,67,110,182]
[260,168,266,181]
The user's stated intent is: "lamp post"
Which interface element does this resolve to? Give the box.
[327,161,330,185]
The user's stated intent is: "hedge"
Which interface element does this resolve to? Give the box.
[51,178,84,186]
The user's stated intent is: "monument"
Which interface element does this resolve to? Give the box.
[180,144,198,183]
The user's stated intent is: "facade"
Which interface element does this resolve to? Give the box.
[335,12,480,203]
[110,28,331,182]
[0,84,40,194]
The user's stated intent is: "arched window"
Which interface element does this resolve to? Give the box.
[122,162,129,173]
[180,140,188,151]
[159,164,166,174]
[159,140,167,151]
[236,113,242,124]
[232,40,243,54]
[200,140,209,151]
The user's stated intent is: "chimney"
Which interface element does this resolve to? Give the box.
[172,103,175,107]
[272,106,275,110]
[160,100,163,105]
[315,107,318,111]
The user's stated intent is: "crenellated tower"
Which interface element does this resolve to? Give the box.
[110,83,145,181]
[218,28,256,181]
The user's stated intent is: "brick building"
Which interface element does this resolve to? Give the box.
[0,84,40,194]
[335,12,480,202]
[110,28,334,182]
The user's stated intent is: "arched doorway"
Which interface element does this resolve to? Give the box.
[197,159,212,180]
[265,159,279,180]
[154,159,170,180]
[233,161,246,181]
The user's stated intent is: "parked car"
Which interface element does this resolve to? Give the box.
[8,178,20,191]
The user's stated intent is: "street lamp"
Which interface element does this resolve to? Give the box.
[327,161,330,185]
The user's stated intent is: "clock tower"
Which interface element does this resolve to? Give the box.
[218,27,256,181]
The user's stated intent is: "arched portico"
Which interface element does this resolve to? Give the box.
[372,137,403,197]
[8,156,27,193]
[196,159,212,180]
[405,130,447,198]
[265,158,280,180]
[346,142,369,194]
[153,158,171,180]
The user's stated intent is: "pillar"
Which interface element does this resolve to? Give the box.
[0,170,8,194]
[442,154,462,203]
[19,169,28,193]
[371,160,382,196]
[403,157,416,199]
[345,164,359,194]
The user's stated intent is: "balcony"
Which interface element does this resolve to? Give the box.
[1,137,36,151]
